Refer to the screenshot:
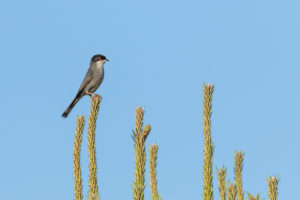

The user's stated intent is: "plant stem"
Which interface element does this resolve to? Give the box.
[73,116,85,200]
[217,166,227,200]
[267,176,279,200]
[202,83,214,200]
[234,151,245,200]
[88,95,101,199]
[149,144,160,200]
[132,107,151,200]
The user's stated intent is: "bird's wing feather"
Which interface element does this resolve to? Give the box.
[78,66,93,92]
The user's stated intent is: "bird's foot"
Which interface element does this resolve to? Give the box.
[86,92,102,100]
[95,94,102,100]
[86,92,95,97]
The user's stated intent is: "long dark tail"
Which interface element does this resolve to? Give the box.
[62,91,84,118]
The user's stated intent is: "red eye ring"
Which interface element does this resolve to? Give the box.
[97,57,102,61]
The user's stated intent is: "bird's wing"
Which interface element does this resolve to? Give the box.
[77,66,93,93]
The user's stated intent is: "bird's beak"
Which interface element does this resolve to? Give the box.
[106,59,110,61]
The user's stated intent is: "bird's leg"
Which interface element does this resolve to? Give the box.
[86,92,94,98]
[86,92,102,100]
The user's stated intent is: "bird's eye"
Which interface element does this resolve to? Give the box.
[97,57,102,61]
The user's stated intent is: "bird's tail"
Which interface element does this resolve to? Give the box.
[62,91,84,118]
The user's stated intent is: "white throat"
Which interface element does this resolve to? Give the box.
[95,60,105,68]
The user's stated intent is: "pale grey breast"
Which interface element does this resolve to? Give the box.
[88,61,104,93]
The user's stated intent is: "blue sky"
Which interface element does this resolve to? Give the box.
[0,0,299,199]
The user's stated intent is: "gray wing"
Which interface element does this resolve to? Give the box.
[78,66,94,92]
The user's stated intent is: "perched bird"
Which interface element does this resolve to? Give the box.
[62,54,109,118]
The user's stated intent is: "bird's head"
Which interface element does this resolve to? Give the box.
[91,54,109,63]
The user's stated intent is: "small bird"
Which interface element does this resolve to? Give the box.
[62,54,109,118]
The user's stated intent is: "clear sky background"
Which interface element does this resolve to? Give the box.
[0,0,299,199]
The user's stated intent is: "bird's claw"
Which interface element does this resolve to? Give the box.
[95,94,103,100]
[86,92,102,100]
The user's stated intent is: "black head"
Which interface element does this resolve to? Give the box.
[91,54,109,62]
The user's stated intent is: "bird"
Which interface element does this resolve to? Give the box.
[62,54,109,118]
